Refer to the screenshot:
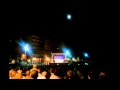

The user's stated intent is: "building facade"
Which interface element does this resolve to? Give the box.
[20,33,65,63]
[26,35,44,58]
[44,37,52,57]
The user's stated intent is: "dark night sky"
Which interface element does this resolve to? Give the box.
[9,2,117,65]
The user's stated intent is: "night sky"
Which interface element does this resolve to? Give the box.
[9,2,117,65]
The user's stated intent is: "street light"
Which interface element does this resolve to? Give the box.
[24,44,29,60]
[84,53,88,57]
[46,57,49,61]
[27,59,31,62]
[24,44,28,56]
[46,57,50,65]
[66,51,69,55]
[62,47,72,58]
[33,58,36,60]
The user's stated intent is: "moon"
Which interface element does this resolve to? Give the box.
[66,14,72,20]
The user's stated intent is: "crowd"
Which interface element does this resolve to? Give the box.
[9,64,110,79]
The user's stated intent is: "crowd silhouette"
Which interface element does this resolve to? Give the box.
[9,64,110,79]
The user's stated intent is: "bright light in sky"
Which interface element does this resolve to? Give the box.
[83,52,89,58]
[84,53,88,57]
[67,15,71,19]
[66,14,72,20]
